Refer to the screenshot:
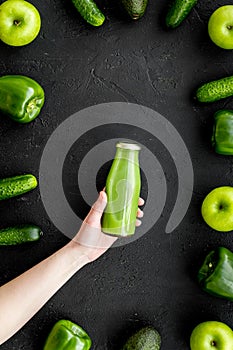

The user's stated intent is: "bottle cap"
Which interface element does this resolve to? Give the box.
[116,142,141,151]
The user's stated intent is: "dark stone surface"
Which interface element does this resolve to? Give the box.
[0,0,233,349]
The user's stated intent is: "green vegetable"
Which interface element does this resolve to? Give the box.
[122,326,161,350]
[0,174,37,200]
[212,110,233,155]
[198,246,233,301]
[121,0,148,20]
[0,75,44,123]
[166,0,197,28]
[196,75,233,103]
[72,0,105,26]
[43,319,92,350]
[0,225,42,245]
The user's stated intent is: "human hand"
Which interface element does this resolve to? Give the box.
[72,190,144,262]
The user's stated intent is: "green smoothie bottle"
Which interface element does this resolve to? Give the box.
[102,142,141,237]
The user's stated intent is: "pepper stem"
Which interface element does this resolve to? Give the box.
[27,98,37,113]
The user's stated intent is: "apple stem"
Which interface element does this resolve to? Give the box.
[211,340,216,346]
[14,20,21,26]
[227,25,233,30]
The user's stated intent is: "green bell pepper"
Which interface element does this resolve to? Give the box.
[198,246,233,301]
[0,75,44,123]
[43,319,92,350]
[212,109,233,155]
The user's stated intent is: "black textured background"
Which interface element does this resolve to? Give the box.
[0,0,233,349]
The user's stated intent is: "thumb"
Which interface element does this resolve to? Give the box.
[84,191,107,226]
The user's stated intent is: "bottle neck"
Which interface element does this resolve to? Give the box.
[115,147,139,164]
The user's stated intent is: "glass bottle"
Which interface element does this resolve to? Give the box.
[102,142,141,237]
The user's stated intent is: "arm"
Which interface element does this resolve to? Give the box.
[0,242,89,345]
[0,191,144,345]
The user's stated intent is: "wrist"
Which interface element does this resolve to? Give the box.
[66,240,91,267]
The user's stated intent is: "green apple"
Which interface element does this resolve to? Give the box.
[0,0,41,46]
[201,186,233,232]
[208,6,233,50]
[190,321,233,350]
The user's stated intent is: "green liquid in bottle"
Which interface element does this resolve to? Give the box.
[102,142,141,237]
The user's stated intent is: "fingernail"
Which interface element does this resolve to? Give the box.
[99,191,107,201]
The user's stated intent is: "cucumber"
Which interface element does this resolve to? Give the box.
[0,225,42,245]
[72,0,105,26]
[121,0,148,20]
[122,326,161,350]
[0,174,37,200]
[166,0,197,28]
[196,75,233,103]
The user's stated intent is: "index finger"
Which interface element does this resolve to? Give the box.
[138,197,145,206]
